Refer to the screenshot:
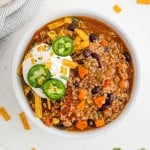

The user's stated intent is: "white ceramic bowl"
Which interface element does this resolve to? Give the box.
[12,10,140,139]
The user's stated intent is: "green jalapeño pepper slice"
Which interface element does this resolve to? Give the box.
[42,78,66,100]
[52,36,73,56]
[27,64,51,88]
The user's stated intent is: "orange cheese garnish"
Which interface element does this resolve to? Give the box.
[19,112,31,130]
[45,61,52,69]
[62,59,78,69]
[23,85,31,96]
[0,107,11,121]
[137,0,150,4]
[50,51,54,56]
[113,4,122,13]
[60,66,67,76]
[31,58,36,65]
[37,45,46,51]
[33,92,42,118]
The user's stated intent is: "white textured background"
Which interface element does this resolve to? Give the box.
[0,0,150,150]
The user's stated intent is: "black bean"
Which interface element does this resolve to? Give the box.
[55,123,66,129]
[83,49,92,57]
[104,46,109,52]
[91,52,101,67]
[89,33,98,42]
[27,91,33,99]
[91,52,100,60]
[123,51,131,62]
[87,119,95,127]
[74,81,79,87]
[105,93,114,105]
[98,104,107,111]
[77,59,84,64]
[91,86,100,94]
[67,23,77,31]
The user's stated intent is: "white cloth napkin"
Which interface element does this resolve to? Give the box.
[0,0,13,8]
[0,0,41,56]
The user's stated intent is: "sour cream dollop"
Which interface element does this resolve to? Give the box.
[22,43,71,98]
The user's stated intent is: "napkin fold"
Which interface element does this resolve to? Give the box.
[0,0,41,56]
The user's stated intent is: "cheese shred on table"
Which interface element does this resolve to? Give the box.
[19,112,31,130]
[0,106,11,121]
[137,0,150,4]
[113,4,122,13]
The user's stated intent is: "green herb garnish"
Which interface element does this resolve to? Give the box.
[60,76,69,81]
[113,148,121,150]
[71,16,80,22]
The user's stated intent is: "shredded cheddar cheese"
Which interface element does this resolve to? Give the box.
[47,20,65,30]
[31,58,36,65]
[74,35,82,45]
[64,17,72,24]
[19,112,31,130]
[75,28,89,41]
[17,63,23,76]
[62,59,78,69]
[45,61,52,69]
[23,85,31,96]
[37,45,46,51]
[47,99,51,109]
[0,107,11,121]
[74,40,90,51]
[58,29,65,36]
[52,118,60,124]
[137,0,150,4]
[47,30,57,41]
[113,4,122,13]
[33,92,42,118]
[25,52,33,60]
[49,51,54,56]
[60,66,67,76]
[38,78,44,86]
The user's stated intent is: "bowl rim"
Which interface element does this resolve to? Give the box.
[12,9,140,139]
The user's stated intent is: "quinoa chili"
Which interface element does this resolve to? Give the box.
[18,16,134,131]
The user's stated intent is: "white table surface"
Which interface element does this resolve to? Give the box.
[0,0,150,150]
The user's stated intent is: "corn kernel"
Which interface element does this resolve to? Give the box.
[52,118,60,124]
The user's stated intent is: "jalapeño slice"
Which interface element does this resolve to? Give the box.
[27,64,51,88]
[52,36,73,56]
[42,78,66,100]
